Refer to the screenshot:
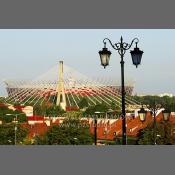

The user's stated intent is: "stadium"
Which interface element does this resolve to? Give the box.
[3,61,139,110]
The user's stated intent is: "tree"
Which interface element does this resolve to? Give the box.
[78,98,89,109]
[110,101,121,111]
[137,120,175,145]
[34,104,65,117]
[0,124,28,145]
[132,95,175,112]
[0,106,27,123]
[45,105,65,117]
[85,103,109,115]
[62,111,82,119]
[35,118,93,145]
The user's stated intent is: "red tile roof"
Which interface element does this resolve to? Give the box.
[89,112,175,140]
[21,112,175,141]
[27,116,44,121]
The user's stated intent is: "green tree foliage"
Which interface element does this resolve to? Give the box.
[0,124,28,145]
[78,98,89,109]
[45,105,65,117]
[34,103,65,117]
[35,118,93,145]
[62,111,82,119]
[110,101,121,111]
[0,106,27,123]
[85,103,109,115]
[137,120,175,145]
[132,95,175,111]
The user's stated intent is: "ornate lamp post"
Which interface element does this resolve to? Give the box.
[138,102,171,145]
[138,106,147,122]
[6,113,24,145]
[162,109,171,121]
[99,36,143,145]
[94,111,105,145]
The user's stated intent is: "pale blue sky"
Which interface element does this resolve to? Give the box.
[0,29,175,96]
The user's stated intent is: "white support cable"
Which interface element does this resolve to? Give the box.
[8,80,38,103]
[13,66,55,104]
[42,81,58,105]
[67,78,81,102]
[65,73,97,106]
[3,62,142,109]
[18,88,37,104]
[93,86,120,106]
[19,81,43,104]
[5,80,26,102]
[38,81,50,105]
[82,77,111,106]
[22,88,41,105]
[64,72,84,107]
[21,80,48,105]
[65,92,71,107]
[98,77,129,105]
[69,81,93,107]
[98,77,123,103]
[39,81,58,106]
[88,79,114,103]
[83,78,102,104]
[33,91,48,106]
[108,78,138,105]
[17,85,40,104]
[31,89,46,104]
[7,84,29,103]
[44,80,57,105]
[64,77,79,108]
[31,88,48,106]
[88,78,122,106]
[32,81,54,106]
[80,78,100,105]
[49,81,57,105]
[95,86,121,107]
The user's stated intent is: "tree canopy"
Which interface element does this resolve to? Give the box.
[132,95,175,111]
[85,103,109,115]
[34,103,65,117]
[137,120,175,145]
[0,106,27,123]
[78,98,89,109]
[35,118,93,145]
[0,124,28,145]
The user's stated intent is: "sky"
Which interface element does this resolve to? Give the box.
[0,29,175,96]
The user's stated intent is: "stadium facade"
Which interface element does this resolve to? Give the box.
[4,61,136,110]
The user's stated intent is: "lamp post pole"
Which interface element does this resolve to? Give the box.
[138,101,171,145]
[14,114,18,145]
[6,113,24,145]
[99,36,143,145]
[120,39,127,145]
[94,115,97,145]
[153,102,157,145]
[94,111,105,145]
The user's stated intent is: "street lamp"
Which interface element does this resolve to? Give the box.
[99,36,143,145]
[138,106,147,122]
[94,111,105,145]
[162,109,171,121]
[138,102,171,145]
[6,113,24,145]
[139,102,161,145]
